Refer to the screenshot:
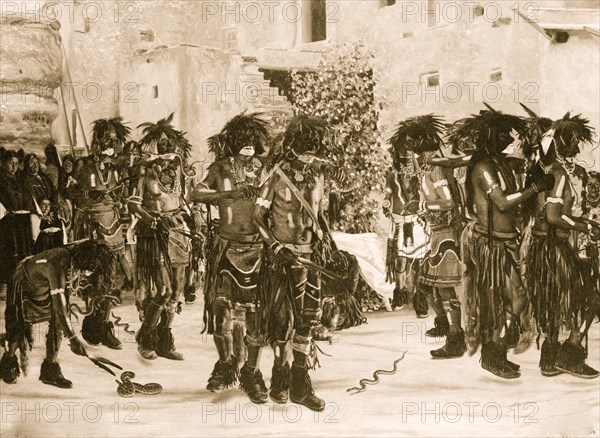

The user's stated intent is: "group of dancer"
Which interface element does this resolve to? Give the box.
[1,104,599,413]
[385,105,600,379]
[0,112,337,412]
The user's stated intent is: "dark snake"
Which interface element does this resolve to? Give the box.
[111,312,136,334]
[346,351,408,394]
[116,371,162,397]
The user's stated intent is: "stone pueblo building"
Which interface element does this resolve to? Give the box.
[1,1,598,170]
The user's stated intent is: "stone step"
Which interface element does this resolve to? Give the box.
[238,72,266,82]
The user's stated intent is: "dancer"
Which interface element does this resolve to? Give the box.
[190,112,271,402]
[0,241,114,387]
[393,115,467,358]
[386,130,429,317]
[458,107,554,379]
[254,114,332,412]
[130,113,192,361]
[71,117,133,349]
[523,113,600,378]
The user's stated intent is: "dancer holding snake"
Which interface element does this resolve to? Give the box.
[0,241,114,387]
[190,112,271,402]
[129,113,193,361]
[253,114,334,412]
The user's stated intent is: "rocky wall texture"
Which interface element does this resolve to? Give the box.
[0,13,63,154]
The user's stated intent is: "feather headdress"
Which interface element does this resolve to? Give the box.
[91,117,131,155]
[519,103,552,157]
[137,113,192,159]
[389,114,446,155]
[282,114,330,157]
[208,111,271,160]
[549,111,595,152]
[448,104,526,154]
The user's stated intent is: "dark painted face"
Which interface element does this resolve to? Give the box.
[157,134,175,155]
[557,135,580,158]
[63,160,74,174]
[96,128,120,157]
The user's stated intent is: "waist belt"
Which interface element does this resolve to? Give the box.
[283,242,314,255]
[473,223,518,240]
[391,213,420,224]
[219,232,260,244]
[532,229,570,239]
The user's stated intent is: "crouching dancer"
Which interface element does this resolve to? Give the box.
[0,241,112,387]
[253,115,332,412]
[190,112,271,401]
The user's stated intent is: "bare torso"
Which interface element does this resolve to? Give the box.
[202,158,263,236]
[269,172,324,245]
[472,160,519,233]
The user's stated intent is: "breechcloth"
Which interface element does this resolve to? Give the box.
[259,243,322,345]
[204,233,264,345]
[136,210,190,292]
[461,222,524,350]
[73,203,124,252]
[419,225,462,288]
[5,262,59,346]
[525,230,596,334]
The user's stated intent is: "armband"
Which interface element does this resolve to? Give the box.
[128,196,143,205]
[50,288,65,296]
[507,192,522,201]
[256,197,272,208]
[545,197,563,204]
[561,215,575,226]
[433,179,448,188]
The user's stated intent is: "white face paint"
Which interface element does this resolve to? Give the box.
[239,146,255,157]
